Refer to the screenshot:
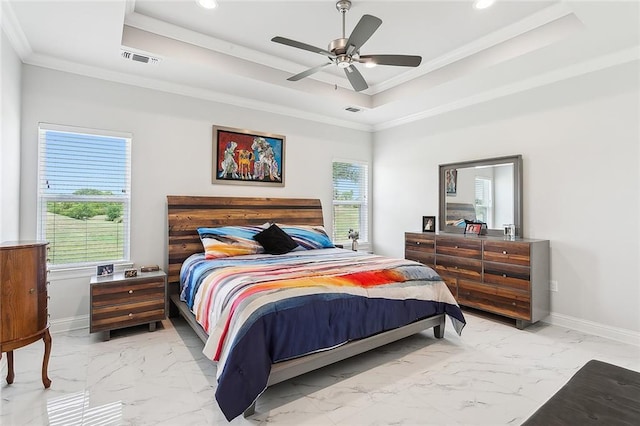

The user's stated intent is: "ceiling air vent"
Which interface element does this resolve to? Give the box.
[121,50,161,65]
[345,107,361,113]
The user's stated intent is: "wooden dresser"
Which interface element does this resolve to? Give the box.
[0,241,52,388]
[405,232,550,329]
[90,270,167,340]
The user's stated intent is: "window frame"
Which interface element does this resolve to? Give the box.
[36,123,132,269]
[331,159,369,246]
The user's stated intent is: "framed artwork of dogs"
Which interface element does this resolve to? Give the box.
[213,125,285,186]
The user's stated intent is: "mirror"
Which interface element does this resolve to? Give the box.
[439,155,523,237]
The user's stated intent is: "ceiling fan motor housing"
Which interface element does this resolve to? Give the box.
[329,38,349,55]
[336,0,352,13]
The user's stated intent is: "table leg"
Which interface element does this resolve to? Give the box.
[42,329,52,388]
[6,351,14,384]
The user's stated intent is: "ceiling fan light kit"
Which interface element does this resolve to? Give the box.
[272,0,422,92]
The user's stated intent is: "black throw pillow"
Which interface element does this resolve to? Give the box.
[254,224,299,255]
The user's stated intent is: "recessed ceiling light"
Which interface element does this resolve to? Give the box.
[197,0,218,10]
[474,0,496,10]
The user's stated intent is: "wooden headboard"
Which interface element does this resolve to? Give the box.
[167,196,325,285]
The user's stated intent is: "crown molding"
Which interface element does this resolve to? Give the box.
[369,2,576,94]
[23,53,373,132]
[373,46,640,131]
[1,0,32,60]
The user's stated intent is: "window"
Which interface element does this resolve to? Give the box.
[332,161,369,245]
[37,124,131,267]
[475,177,492,228]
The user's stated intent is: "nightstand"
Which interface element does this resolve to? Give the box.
[90,269,167,340]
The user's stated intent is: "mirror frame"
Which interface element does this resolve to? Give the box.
[438,155,523,237]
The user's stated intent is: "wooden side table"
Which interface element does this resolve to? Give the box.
[90,269,167,340]
[0,241,52,388]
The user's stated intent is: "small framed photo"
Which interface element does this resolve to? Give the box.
[124,269,138,278]
[422,216,436,233]
[96,264,114,276]
[464,223,483,236]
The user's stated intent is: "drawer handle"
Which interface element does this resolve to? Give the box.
[512,302,516,306]
[47,296,51,300]
[502,250,508,255]
[129,290,134,294]
[129,313,133,317]
[454,266,459,269]
[454,245,459,249]
[502,274,507,278]
[29,288,35,294]
[416,241,420,245]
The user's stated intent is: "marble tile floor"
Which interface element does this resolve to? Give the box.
[1,310,639,426]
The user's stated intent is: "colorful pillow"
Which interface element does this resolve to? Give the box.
[254,224,299,255]
[197,226,265,259]
[276,224,335,250]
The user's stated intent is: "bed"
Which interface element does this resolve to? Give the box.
[167,196,466,421]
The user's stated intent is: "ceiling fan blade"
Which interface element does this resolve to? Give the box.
[344,65,368,92]
[271,36,335,58]
[345,14,382,56]
[287,62,332,82]
[358,54,422,67]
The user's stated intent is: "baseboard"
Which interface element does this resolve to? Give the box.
[544,313,640,347]
[50,315,90,334]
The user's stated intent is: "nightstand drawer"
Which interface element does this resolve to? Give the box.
[91,300,166,332]
[92,281,165,307]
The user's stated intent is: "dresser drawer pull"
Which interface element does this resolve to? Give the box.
[129,290,134,294]
[502,250,508,255]
[29,288,35,294]
[512,302,516,306]
[129,313,133,317]
[454,245,459,249]
[502,274,508,278]
[416,241,420,245]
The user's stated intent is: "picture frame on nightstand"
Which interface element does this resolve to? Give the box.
[96,263,114,276]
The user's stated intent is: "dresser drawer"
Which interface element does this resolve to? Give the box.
[405,233,435,267]
[436,237,482,259]
[435,254,482,281]
[458,280,531,321]
[483,241,530,266]
[438,275,459,298]
[483,261,530,292]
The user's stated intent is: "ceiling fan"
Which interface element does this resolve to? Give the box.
[271,0,422,92]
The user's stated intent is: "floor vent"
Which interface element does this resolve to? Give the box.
[345,107,361,113]
[121,50,161,65]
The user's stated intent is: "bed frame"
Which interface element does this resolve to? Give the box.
[166,195,446,417]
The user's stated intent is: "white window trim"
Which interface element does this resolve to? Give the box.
[37,123,132,270]
[332,158,370,248]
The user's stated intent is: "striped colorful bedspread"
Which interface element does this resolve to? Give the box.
[180,248,466,420]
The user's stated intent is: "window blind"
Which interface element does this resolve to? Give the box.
[332,161,369,244]
[37,124,132,267]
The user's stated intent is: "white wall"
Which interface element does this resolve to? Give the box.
[0,29,22,242]
[373,61,639,336]
[20,65,372,328]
